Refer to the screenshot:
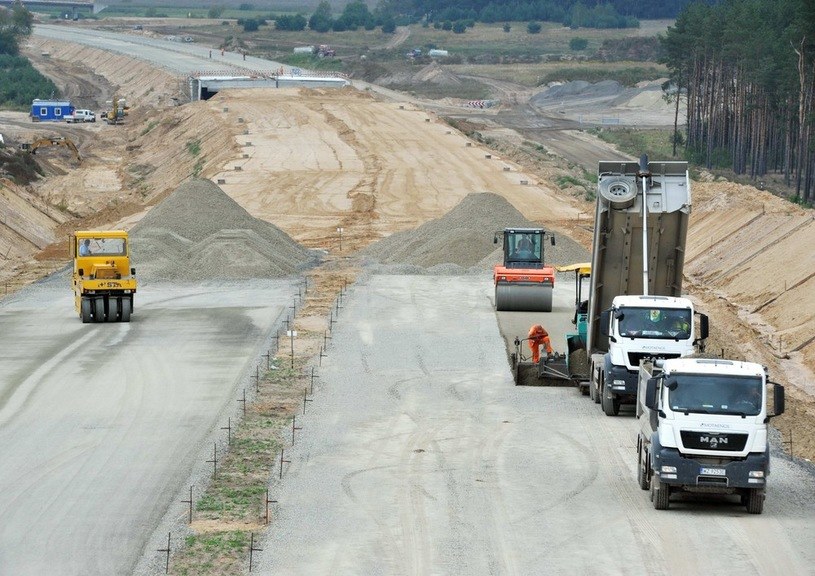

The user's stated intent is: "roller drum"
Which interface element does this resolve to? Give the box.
[495,282,553,312]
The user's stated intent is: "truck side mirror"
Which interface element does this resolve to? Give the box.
[645,378,659,410]
[698,314,709,340]
[600,309,611,337]
[131,268,136,275]
[78,268,84,276]
[772,383,785,417]
[493,235,498,244]
[550,235,556,246]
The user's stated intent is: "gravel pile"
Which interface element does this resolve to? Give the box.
[530,80,623,104]
[131,178,317,282]
[360,192,590,273]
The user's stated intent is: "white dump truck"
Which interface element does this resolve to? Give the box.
[584,156,708,415]
[636,357,785,513]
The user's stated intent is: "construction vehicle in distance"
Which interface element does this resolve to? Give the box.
[582,156,708,415]
[317,44,335,57]
[493,227,556,312]
[71,230,137,323]
[636,357,784,514]
[103,96,127,124]
[20,137,81,163]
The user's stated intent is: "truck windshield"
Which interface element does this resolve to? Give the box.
[78,237,126,256]
[668,374,763,415]
[618,307,691,340]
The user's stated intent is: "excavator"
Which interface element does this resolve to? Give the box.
[103,96,128,125]
[20,137,81,163]
[492,227,556,312]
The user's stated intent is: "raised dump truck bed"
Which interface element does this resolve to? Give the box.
[587,158,691,357]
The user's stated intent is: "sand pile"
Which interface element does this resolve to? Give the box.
[131,178,317,282]
[360,192,589,272]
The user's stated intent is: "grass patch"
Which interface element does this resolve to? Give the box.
[172,531,248,576]
[141,120,159,136]
[587,127,681,161]
[536,65,667,87]
[386,79,489,100]
[186,139,202,156]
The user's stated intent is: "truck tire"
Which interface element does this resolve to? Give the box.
[745,488,764,514]
[81,298,92,323]
[121,297,132,322]
[108,297,119,322]
[652,480,670,510]
[637,446,650,491]
[93,298,105,323]
[601,386,620,416]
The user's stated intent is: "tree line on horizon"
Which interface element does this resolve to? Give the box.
[0,2,59,110]
[660,0,815,204]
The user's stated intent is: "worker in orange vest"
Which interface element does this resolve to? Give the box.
[528,324,553,363]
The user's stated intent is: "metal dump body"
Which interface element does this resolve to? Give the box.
[587,159,690,355]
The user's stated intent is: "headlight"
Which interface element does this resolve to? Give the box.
[661,466,677,474]
[612,379,626,388]
[748,470,765,478]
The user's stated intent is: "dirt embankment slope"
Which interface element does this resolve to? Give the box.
[1,35,814,456]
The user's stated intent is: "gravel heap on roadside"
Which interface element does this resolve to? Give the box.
[359,192,590,274]
[131,178,317,282]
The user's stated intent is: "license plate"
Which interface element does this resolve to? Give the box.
[700,467,726,476]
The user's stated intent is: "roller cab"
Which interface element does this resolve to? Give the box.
[493,228,555,312]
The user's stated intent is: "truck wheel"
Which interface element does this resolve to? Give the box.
[745,489,764,514]
[602,387,619,416]
[80,298,92,323]
[121,297,132,322]
[93,298,105,323]
[637,447,650,491]
[108,297,119,322]
[652,480,670,510]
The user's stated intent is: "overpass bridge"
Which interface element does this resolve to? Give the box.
[0,0,105,15]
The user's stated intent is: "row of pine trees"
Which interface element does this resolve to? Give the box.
[660,0,815,203]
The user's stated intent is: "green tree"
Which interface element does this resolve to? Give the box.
[569,37,588,50]
[527,21,541,34]
[208,6,225,18]
[381,16,396,33]
[452,20,466,33]
[340,1,370,28]
[0,2,33,56]
[309,1,332,32]
[275,14,307,31]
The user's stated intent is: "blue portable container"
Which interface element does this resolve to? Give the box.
[30,99,74,122]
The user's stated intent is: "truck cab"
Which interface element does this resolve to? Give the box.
[595,294,708,415]
[636,357,784,514]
